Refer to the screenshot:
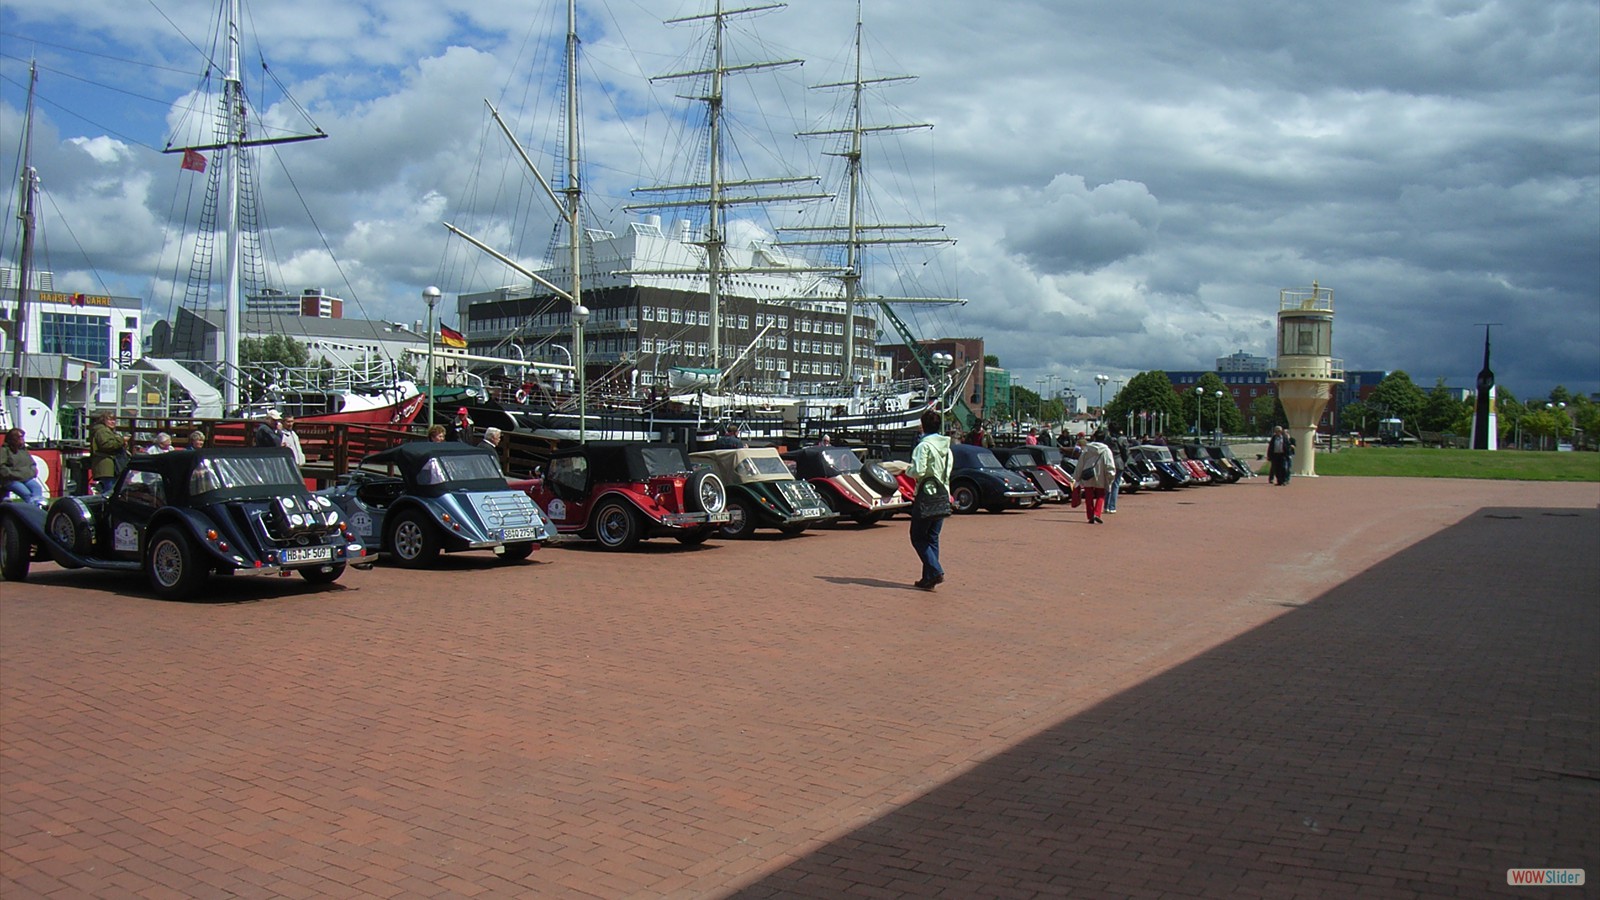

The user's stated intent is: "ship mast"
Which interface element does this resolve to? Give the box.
[8,62,39,396]
[783,1,961,385]
[628,1,829,370]
[163,0,325,411]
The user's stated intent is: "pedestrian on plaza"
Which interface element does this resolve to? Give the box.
[1,428,45,505]
[1102,428,1129,514]
[87,410,127,493]
[1025,427,1039,446]
[427,424,447,442]
[1075,434,1116,524]
[254,410,283,448]
[187,430,207,450]
[145,432,173,454]
[1267,425,1295,485]
[907,409,954,591]
[280,415,306,467]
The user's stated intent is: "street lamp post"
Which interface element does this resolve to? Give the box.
[422,286,441,428]
[573,304,590,443]
[1194,385,1204,436]
[1215,389,1225,441]
[1094,373,1109,422]
[1035,378,1046,425]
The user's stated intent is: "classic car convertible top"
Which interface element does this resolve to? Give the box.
[321,441,554,567]
[0,447,368,600]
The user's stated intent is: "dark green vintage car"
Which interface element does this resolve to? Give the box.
[689,447,837,538]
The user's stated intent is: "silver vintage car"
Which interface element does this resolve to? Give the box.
[320,441,556,567]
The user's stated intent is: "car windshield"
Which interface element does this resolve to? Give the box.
[736,455,792,478]
[420,452,504,486]
[1038,447,1064,465]
[1000,450,1032,468]
[818,447,862,474]
[190,454,304,497]
[640,447,689,477]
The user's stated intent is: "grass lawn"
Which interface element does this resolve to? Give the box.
[1285,447,1600,481]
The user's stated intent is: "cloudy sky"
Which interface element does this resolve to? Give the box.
[2,0,1596,401]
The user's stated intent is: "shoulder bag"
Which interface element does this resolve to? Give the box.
[912,474,951,519]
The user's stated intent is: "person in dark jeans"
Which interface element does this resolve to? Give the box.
[908,410,953,591]
[1267,426,1295,485]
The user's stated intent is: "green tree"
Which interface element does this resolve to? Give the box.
[984,354,1000,367]
[1337,399,1371,435]
[1418,378,1470,434]
[240,335,310,369]
[1103,370,1182,437]
[1178,372,1244,438]
[1367,370,1426,426]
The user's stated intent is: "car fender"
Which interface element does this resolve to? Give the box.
[385,496,482,550]
[582,489,655,529]
[143,507,240,567]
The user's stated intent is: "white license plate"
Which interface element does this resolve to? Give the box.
[799,508,824,517]
[282,546,334,563]
[502,526,541,540]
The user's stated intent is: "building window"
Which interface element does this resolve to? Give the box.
[40,312,110,366]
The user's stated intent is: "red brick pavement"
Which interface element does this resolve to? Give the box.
[2,476,1595,898]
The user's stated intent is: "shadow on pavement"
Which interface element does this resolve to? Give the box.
[733,508,1600,898]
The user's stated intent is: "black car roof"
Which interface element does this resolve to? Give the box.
[551,441,691,481]
[951,443,1000,466]
[363,441,495,478]
[127,447,304,505]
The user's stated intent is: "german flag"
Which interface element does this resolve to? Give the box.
[439,322,467,349]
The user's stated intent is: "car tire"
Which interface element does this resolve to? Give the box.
[777,523,808,536]
[862,462,897,495]
[1,517,30,583]
[592,499,643,551]
[853,510,885,525]
[497,541,535,563]
[44,499,92,567]
[951,482,979,514]
[675,528,713,546]
[686,470,727,514]
[719,496,758,539]
[299,563,346,584]
[146,526,209,601]
[388,510,441,568]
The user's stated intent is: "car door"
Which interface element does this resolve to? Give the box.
[107,469,169,561]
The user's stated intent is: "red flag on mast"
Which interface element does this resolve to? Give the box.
[180,149,207,173]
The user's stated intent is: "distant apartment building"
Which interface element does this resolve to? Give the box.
[248,287,344,319]
[458,218,880,397]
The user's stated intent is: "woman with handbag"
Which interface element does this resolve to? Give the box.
[908,409,954,591]
[1076,435,1117,524]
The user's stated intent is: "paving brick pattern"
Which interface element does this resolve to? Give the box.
[2,476,1595,898]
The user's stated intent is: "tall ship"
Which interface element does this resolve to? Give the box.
[441,0,971,448]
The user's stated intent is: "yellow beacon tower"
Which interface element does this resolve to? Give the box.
[1269,282,1343,477]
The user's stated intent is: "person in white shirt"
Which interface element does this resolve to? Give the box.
[279,415,306,467]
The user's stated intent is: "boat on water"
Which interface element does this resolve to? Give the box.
[441,0,970,449]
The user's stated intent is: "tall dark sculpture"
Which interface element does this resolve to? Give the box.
[1470,325,1497,450]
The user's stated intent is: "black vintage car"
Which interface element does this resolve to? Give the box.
[689,447,837,537]
[319,441,557,567]
[0,448,367,600]
[993,446,1071,503]
[949,443,1041,513]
